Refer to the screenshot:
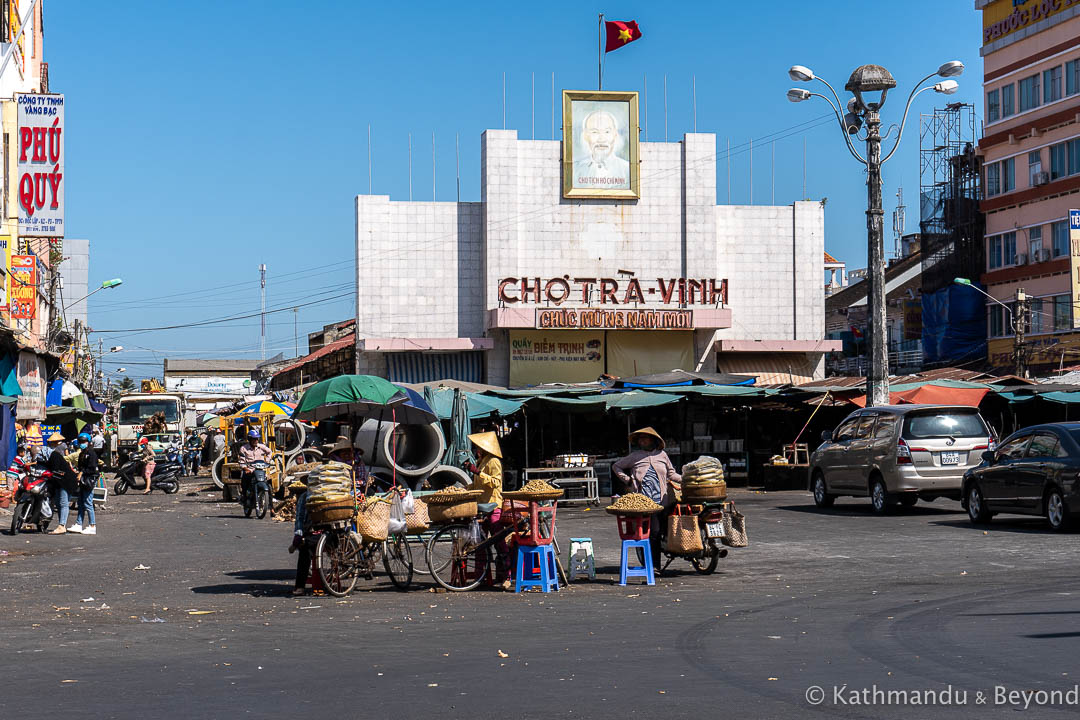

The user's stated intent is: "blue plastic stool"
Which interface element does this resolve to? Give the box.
[619,539,655,586]
[514,544,560,593]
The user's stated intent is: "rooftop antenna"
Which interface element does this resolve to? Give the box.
[893,186,906,258]
[259,264,267,361]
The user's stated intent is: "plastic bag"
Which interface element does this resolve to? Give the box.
[387,492,407,535]
[467,519,484,545]
[399,488,415,515]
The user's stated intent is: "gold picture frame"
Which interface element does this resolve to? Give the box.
[562,90,640,199]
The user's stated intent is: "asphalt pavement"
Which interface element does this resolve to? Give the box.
[3,476,1080,719]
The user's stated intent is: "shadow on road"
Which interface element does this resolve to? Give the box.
[1024,632,1080,639]
[930,518,1052,534]
[776,503,963,517]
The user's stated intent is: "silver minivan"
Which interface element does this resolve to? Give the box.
[809,404,994,513]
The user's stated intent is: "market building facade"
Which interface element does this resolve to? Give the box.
[977,0,1080,372]
[355,93,838,387]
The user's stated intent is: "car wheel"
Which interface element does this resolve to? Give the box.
[812,471,834,508]
[898,495,918,508]
[967,484,991,524]
[870,477,891,515]
[1046,488,1072,532]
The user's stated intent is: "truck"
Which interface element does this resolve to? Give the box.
[116,392,188,464]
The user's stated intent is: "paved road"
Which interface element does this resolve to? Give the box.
[3,479,1080,719]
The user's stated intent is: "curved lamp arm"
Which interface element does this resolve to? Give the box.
[881,71,938,164]
[807,90,866,165]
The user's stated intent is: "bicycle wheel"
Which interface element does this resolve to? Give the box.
[383,533,413,591]
[425,523,488,591]
[315,531,361,597]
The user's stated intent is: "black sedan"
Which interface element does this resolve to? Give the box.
[962,422,1080,531]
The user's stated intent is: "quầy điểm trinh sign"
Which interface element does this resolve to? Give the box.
[537,307,693,330]
[498,275,727,306]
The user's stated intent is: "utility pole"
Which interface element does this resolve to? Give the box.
[864,104,889,407]
[1014,288,1029,378]
[259,264,267,361]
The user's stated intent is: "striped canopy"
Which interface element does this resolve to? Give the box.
[238,400,296,416]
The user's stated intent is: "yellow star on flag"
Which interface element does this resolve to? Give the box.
[618,28,633,43]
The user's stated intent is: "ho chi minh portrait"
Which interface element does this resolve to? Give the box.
[562,90,640,199]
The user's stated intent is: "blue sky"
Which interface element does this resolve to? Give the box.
[49,1,984,381]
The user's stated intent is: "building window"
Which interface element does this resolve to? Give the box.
[1029,297,1046,334]
[1029,225,1044,260]
[1029,149,1043,186]
[1068,59,1080,96]
[1002,157,1015,192]
[989,232,1015,269]
[987,89,1000,122]
[1050,142,1067,180]
[987,162,1001,197]
[989,303,1016,338]
[1070,138,1080,176]
[1044,65,1063,104]
[1019,74,1041,112]
[1001,84,1015,117]
[1052,220,1069,258]
[1055,294,1073,331]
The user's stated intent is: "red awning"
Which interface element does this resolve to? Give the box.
[850,384,989,408]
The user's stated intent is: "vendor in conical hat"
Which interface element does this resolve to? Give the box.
[613,427,681,566]
[464,431,503,506]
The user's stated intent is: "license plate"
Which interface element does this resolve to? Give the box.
[941,451,962,465]
[706,522,725,538]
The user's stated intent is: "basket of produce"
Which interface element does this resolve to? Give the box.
[604,492,663,516]
[423,488,483,505]
[503,478,565,501]
[681,456,727,501]
[308,498,356,525]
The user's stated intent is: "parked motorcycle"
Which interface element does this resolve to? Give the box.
[239,460,270,519]
[113,444,183,495]
[8,459,55,534]
[659,502,729,575]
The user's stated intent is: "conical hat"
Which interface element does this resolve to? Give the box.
[467,431,502,458]
[628,426,665,450]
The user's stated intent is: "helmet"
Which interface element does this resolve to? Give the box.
[139,437,150,445]
[77,432,91,443]
[247,429,260,439]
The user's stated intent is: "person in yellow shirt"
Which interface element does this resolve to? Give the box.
[464,431,503,506]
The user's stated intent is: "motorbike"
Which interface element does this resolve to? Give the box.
[8,458,55,534]
[239,460,270,519]
[113,444,183,495]
[659,502,729,575]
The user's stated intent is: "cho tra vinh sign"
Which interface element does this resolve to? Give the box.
[17,93,64,238]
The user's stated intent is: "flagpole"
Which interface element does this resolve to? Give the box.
[598,13,603,90]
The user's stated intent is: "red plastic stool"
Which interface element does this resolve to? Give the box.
[518,500,557,547]
[616,513,651,540]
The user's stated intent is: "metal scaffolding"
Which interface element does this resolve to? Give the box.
[919,102,984,294]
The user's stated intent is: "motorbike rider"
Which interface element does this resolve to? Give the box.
[184,429,203,476]
[137,436,157,494]
[238,429,272,508]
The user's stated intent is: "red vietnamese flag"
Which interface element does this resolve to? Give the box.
[604,20,642,53]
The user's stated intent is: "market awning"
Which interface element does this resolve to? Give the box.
[45,406,103,424]
[849,382,990,408]
[715,352,818,386]
[426,387,526,419]
[612,370,756,388]
[652,385,778,397]
[533,390,680,411]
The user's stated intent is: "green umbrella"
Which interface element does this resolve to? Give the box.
[442,388,475,468]
[292,374,407,422]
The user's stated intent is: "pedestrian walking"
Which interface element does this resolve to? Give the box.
[45,433,78,535]
[72,432,98,535]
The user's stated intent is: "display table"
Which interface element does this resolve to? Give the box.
[762,463,809,491]
[522,466,599,506]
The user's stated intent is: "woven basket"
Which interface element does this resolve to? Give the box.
[355,497,391,542]
[424,490,482,506]
[428,501,478,524]
[406,499,431,534]
[604,506,662,517]
[502,489,565,501]
[308,499,355,526]
[683,483,728,501]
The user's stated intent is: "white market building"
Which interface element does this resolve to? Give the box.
[355,97,838,387]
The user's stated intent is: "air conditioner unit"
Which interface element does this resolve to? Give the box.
[1014,254,1027,265]
[1035,249,1048,262]
[1034,171,1050,186]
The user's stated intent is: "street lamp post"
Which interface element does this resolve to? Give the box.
[788,61,962,406]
